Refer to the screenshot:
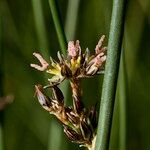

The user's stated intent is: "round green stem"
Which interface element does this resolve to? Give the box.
[95,0,127,150]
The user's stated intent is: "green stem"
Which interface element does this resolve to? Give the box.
[48,0,67,54]
[118,50,127,150]
[0,15,4,150]
[65,0,80,40]
[32,0,49,56]
[95,0,127,150]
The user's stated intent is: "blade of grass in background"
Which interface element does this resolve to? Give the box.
[47,120,62,150]
[0,15,4,150]
[95,0,127,150]
[118,49,127,150]
[48,0,67,54]
[1,0,21,49]
[65,0,80,41]
[31,0,49,57]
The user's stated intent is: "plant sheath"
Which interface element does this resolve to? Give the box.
[95,0,127,150]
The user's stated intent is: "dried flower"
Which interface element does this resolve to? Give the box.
[30,53,49,71]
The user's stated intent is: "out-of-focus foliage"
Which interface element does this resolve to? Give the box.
[0,0,150,150]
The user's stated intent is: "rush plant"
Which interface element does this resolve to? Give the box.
[31,36,106,150]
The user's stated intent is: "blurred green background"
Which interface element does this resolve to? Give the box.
[0,0,150,150]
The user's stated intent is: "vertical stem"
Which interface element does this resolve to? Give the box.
[65,0,80,40]
[118,50,127,150]
[0,15,4,150]
[48,0,67,54]
[95,0,127,150]
[32,0,49,56]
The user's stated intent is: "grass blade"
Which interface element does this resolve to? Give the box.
[118,50,127,150]
[47,120,62,150]
[48,0,67,54]
[32,0,49,56]
[65,0,80,40]
[95,0,127,150]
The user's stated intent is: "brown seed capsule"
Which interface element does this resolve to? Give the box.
[72,95,84,114]
[65,108,79,125]
[89,107,97,129]
[64,125,83,143]
[80,118,92,141]
[61,63,72,78]
[51,85,64,105]
[35,85,51,112]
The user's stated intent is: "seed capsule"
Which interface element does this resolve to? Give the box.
[51,85,64,105]
[35,85,51,112]
[64,125,83,143]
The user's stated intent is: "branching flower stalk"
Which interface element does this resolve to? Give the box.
[31,35,107,150]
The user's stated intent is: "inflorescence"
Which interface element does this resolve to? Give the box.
[30,35,106,150]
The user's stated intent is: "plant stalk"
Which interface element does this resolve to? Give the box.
[48,0,67,54]
[65,0,80,40]
[70,79,83,113]
[32,0,49,56]
[95,0,127,150]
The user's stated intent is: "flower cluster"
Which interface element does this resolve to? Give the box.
[31,35,106,150]
[31,35,106,85]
